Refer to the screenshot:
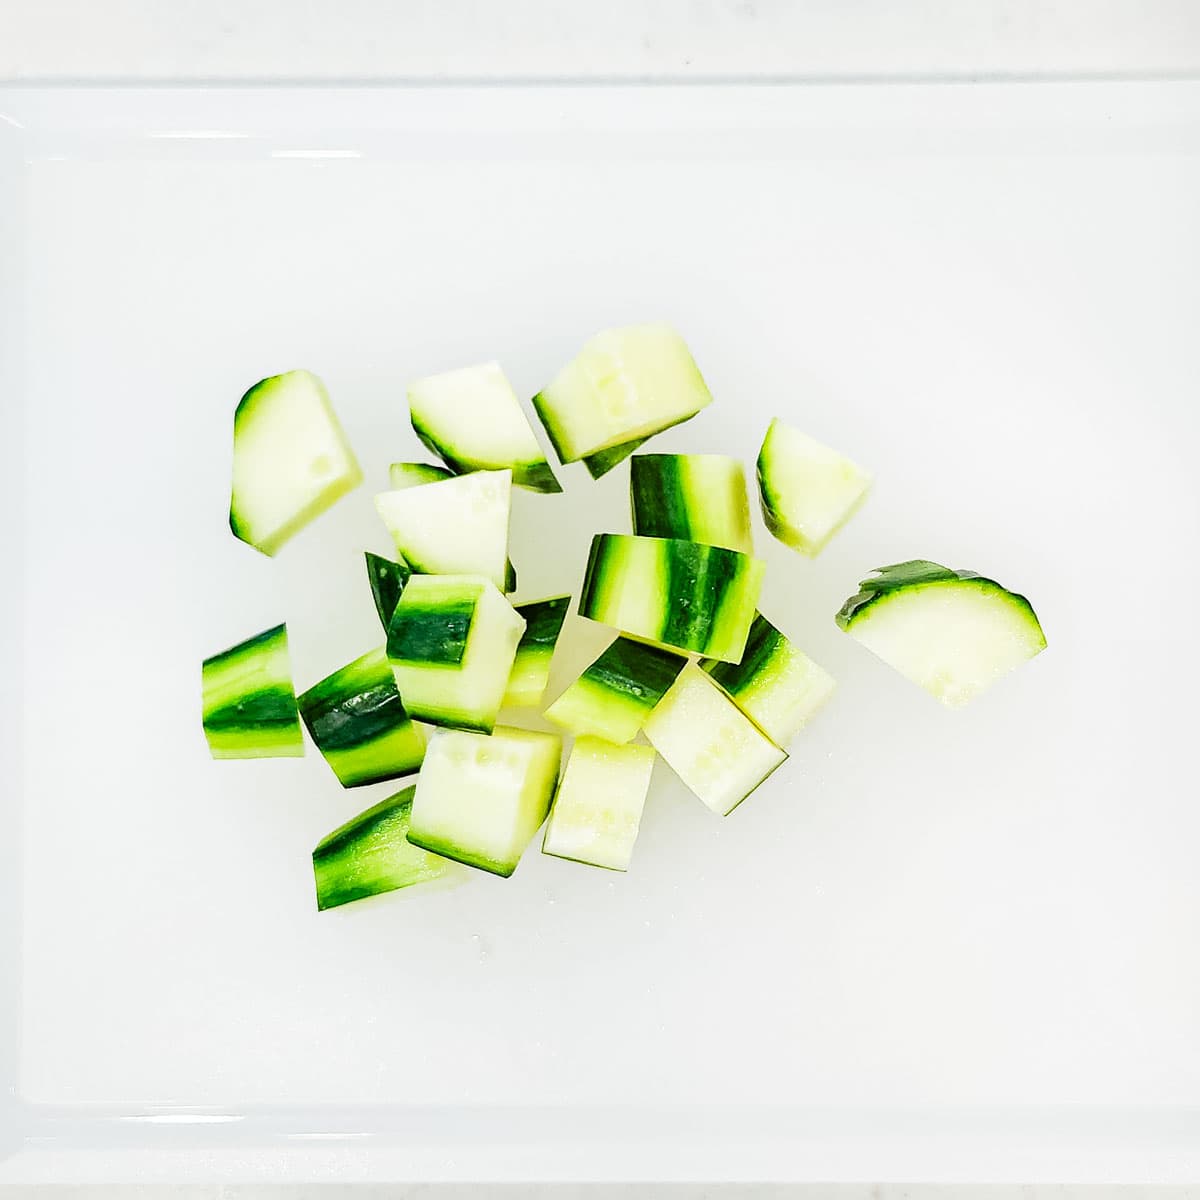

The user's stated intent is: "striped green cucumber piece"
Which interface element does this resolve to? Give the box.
[532,325,713,463]
[202,622,303,759]
[544,635,686,744]
[836,561,1047,708]
[630,453,753,553]
[374,469,511,591]
[407,726,562,877]
[298,646,425,787]
[504,595,571,708]
[542,737,656,871]
[312,786,454,911]
[756,419,871,556]
[388,461,454,489]
[388,574,526,733]
[702,612,835,746]
[409,362,561,494]
[365,551,412,631]
[579,534,764,663]
[229,370,362,557]
[643,663,786,816]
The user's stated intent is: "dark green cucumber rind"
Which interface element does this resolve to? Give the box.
[365,552,412,630]
[203,687,301,734]
[411,414,561,492]
[578,536,609,618]
[630,455,692,541]
[402,706,494,734]
[390,461,454,485]
[202,622,289,674]
[703,612,781,697]
[298,657,414,756]
[834,560,1034,630]
[231,374,276,434]
[515,595,571,649]
[387,600,476,666]
[661,540,745,653]
[583,436,648,479]
[504,559,518,595]
[582,636,687,706]
[531,391,573,463]
[314,786,414,861]
[405,828,516,878]
[724,747,789,817]
[513,459,563,494]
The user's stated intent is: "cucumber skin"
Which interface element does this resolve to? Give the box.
[514,595,571,650]
[202,623,303,759]
[313,787,449,910]
[703,612,783,699]
[404,828,518,878]
[365,551,412,631]
[835,561,1042,632]
[411,416,563,495]
[386,596,477,667]
[581,436,648,479]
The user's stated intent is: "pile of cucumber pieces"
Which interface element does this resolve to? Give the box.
[204,325,1047,912]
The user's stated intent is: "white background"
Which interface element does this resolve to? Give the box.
[2,4,1199,1198]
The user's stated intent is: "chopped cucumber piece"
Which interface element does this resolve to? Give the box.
[407,726,562,877]
[409,362,562,494]
[702,612,835,746]
[532,325,713,463]
[388,461,454,489]
[643,663,786,816]
[312,786,453,911]
[582,435,648,480]
[374,469,511,591]
[504,595,571,708]
[756,419,871,556]
[542,737,655,871]
[365,551,412,631]
[836,560,1047,708]
[387,574,525,733]
[229,370,362,557]
[202,623,303,759]
[298,646,425,787]
[544,635,686,744]
[630,453,753,553]
[579,534,764,663]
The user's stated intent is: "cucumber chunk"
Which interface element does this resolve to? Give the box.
[365,551,412,631]
[579,534,764,663]
[388,461,454,489]
[409,362,562,494]
[503,595,571,708]
[407,726,562,877]
[630,453,753,553]
[298,646,425,787]
[542,737,656,871]
[229,370,362,557]
[836,560,1047,708]
[702,612,835,746]
[582,435,648,480]
[643,663,786,816]
[756,419,871,556]
[202,623,303,759]
[532,325,713,463]
[374,469,511,591]
[544,635,686,744]
[387,574,525,733]
[312,786,453,910]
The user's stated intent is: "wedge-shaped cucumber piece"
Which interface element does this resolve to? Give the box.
[312,786,453,911]
[582,435,648,480]
[836,560,1047,708]
[532,325,713,463]
[644,663,786,816]
[631,453,753,554]
[702,612,835,746]
[374,469,511,591]
[202,623,303,759]
[542,737,655,871]
[387,574,525,733]
[229,370,362,556]
[544,635,686,744]
[504,595,571,708]
[409,362,561,494]
[756,419,871,556]
[388,461,453,489]
[298,646,425,787]
[407,726,562,877]
[580,534,764,663]
[365,551,412,631]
